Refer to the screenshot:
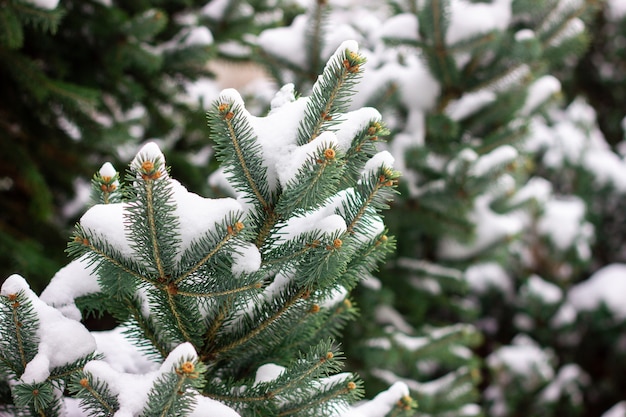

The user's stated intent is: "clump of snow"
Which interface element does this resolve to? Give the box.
[521,75,561,115]
[537,196,593,256]
[254,363,286,385]
[183,27,213,46]
[470,146,517,178]
[257,15,308,69]
[567,264,626,319]
[361,151,395,178]
[82,343,202,416]
[130,142,168,178]
[374,305,414,334]
[270,83,296,110]
[602,401,626,417]
[521,275,562,305]
[231,243,262,277]
[548,18,584,47]
[201,0,230,20]
[446,90,496,121]
[447,0,512,45]
[515,29,535,41]
[1,275,96,383]
[334,107,382,153]
[378,13,419,41]
[510,177,552,206]
[191,396,241,416]
[465,262,513,295]
[40,256,100,321]
[23,0,59,9]
[99,162,117,178]
[342,382,409,417]
[540,364,588,405]
[438,193,523,261]
[487,335,554,391]
[91,327,159,374]
[277,131,338,188]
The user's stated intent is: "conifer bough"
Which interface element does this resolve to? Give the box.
[0,41,415,417]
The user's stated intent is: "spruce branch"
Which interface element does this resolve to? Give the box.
[70,373,119,417]
[207,287,309,361]
[0,291,38,378]
[296,47,366,145]
[210,99,273,214]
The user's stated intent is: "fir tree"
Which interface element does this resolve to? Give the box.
[253,0,599,415]
[0,42,414,417]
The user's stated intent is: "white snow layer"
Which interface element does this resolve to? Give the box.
[567,264,626,319]
[40,256,100,321]
[602,401,626,417]
[447,0,512,45]
[488,335,554,390]
[606,0,626,20]
[23,0,59,9]
[521,275,562,305]
[342,382,410,417]
[465,262,513,295]
[1,275,96,383]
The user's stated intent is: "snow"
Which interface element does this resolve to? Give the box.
[378,13,419,42]
[515,29,535,41]
[602,401,626,417]
[567,264,626,319]
[447,0,512,45]
[231,243,262,277]
[40,256,100,321]
[521,75,561,115]
[510,177,552,206]
[82,343,205,416]
[606,0,626,20]
[487,335,554,390]
[23,0,59,9]
[540,364,588,404]
[184,27,214,46]
[438,192,523,261]
[334,107,382,153]
[1,275,96,383]
[99,162,117,179]
[470,146,518,178]
[191,396,241,416]
[537,196,590,252]
[184,78,221,107]
[465,262,513,295]
[256,15,308,69]
[342,382,409,417]
[548,18,585,47]
[361,151,394,178]
[521,275,562,305]
[374,305,414,334]
[446,90,496,121]
[321,285,348,308]
[276,131,338,188]
[254,363,286,385]
[201,0,230,20]
[81,203,135,257]
[92,327,159,374]
[270,83,296,110]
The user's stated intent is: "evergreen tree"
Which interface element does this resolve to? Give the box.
[0,43,414,417]
[252,0,599,415]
